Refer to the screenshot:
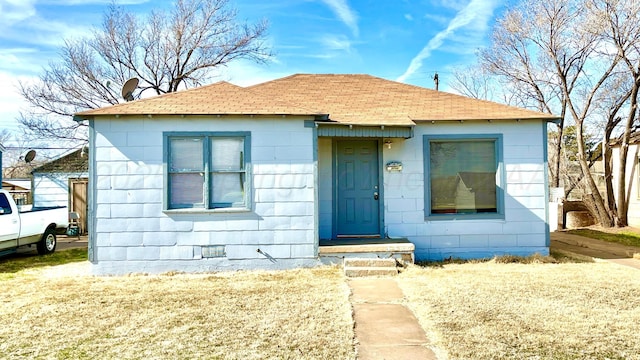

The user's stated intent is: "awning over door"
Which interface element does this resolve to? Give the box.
[315,124,413,138]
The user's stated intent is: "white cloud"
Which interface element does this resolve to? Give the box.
[319,0,359,37]
[218,59,292,87]
[0,0,37,26]
[39,0,149,4]
[404,13,413,21]
[430,0,467,11]
[15,18,94,47]
[423,13,449,25]
[319,34,353,52]
[0,48,40,73]
[0,71,34,135]
[397,0,501,82]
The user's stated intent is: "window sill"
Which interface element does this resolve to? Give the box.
[425,214,505,222]
[163,207,252,215]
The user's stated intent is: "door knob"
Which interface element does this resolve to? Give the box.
[373,192,379,200]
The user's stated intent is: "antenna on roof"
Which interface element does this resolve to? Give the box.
[433,72,439,91]
[121,78,139,102]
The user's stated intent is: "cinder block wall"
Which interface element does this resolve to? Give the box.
[91,116,319,274]
[383,121,548,260]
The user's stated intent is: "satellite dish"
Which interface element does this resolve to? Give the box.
[24,149,36,163]
[121,78,139,102]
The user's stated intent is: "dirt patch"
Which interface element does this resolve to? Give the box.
[551,231,640,260]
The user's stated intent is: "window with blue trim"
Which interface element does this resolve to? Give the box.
[424,135,503,218]
[166,132,250,210]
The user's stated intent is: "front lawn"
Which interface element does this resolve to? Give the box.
[398,261,640,360]
[0,263,355,360]
[0,248,87,280]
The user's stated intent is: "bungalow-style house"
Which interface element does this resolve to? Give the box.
[74,74,559,275]
[32,149,89,233]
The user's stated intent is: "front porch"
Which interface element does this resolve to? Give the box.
[318,238,415,264]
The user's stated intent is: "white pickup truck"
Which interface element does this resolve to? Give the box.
[0,189,69,257]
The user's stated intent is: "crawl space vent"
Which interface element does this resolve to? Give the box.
[202,245,226,258]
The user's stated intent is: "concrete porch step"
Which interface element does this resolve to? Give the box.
[344,258,397,268]
[319,238,415,265]
[344,258,399,277]
[344,266,399,277]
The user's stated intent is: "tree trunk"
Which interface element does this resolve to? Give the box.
[603,128,617,217]
[616,143,630,227]
[616,79,640,226]
[551,105,566,188]
[577,121,614,227]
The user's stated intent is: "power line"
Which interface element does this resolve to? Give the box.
[3,147,80,150]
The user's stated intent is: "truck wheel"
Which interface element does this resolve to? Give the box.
[37,228,57,255]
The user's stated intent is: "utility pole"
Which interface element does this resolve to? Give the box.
[433,72,439,91]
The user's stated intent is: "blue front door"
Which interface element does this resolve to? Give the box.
[336,140,380,237]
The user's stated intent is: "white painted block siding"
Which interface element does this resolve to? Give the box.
[91,116,320,274]
[387,121,548,260]
[317,120,549,260]
[612,144,640,227]
[33,172,87,208]
[92,115,548,273]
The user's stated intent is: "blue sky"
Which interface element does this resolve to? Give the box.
[0,0,506,140]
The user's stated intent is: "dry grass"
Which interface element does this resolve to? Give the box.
[567,228,640,247]
[398,261,640,360]
[0,248,87,280]
[0,263,355,360]
[416,252,593,268]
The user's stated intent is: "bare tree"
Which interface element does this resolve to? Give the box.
[450,65,497,100]
[19,0,270,144]
[452,0,640,227]
[478,0,628,226]
[477,1,572,190]
[589,0,640,226]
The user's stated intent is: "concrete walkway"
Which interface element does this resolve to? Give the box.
[550,231,640,270]
[348,278,438,360]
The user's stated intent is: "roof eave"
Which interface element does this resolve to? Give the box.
[316,121,415,127]
[73,115,91,122]
[413,116,561,123]
[74,112,329,120]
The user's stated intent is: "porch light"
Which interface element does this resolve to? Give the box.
[384,139,393,149]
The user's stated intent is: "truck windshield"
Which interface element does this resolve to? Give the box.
[0,194,13,215]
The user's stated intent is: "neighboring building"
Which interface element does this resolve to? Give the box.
[74,74,559,275]
[453,172,497,214]
[2,178,31,205]
[0,143,4,184]
[611,132,640,226]
[32,149,89,233]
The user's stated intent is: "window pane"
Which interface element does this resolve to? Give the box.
[211,173,244,206]
[430,140,497,214]
[0,194,12,215]
[170,173,204,207]
[170,138,203,171]
[211,137,244,171]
